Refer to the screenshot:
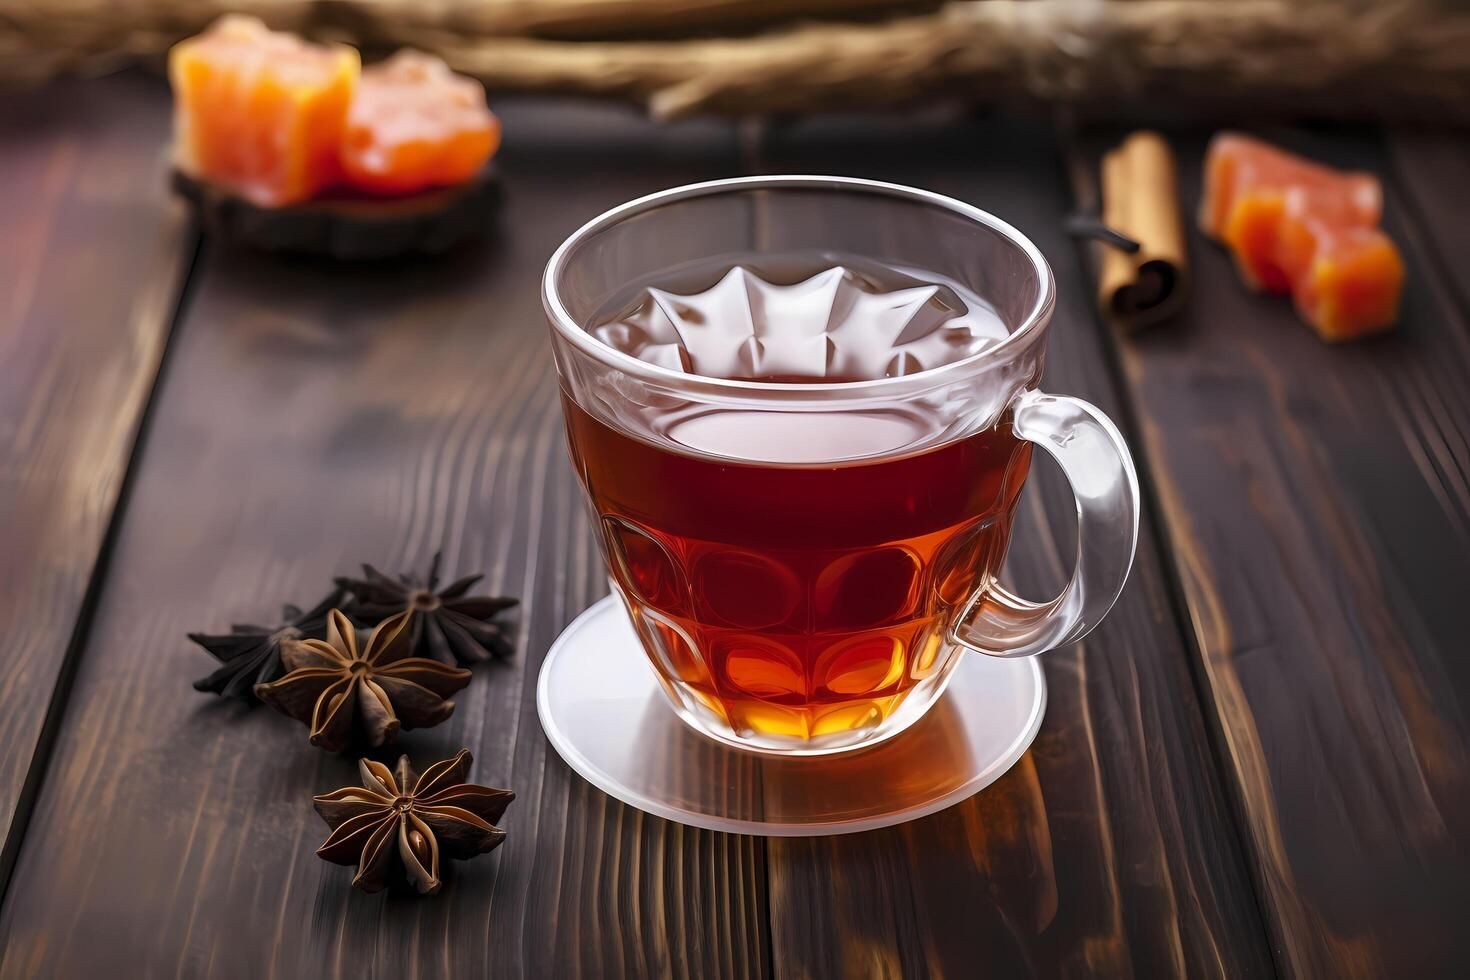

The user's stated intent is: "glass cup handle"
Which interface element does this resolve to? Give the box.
[951,388,1141,659]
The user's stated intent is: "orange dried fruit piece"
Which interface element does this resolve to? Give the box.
[340,51,501,197]
[1200,132,1403,341]
[169,16,359,208]
[1295,228,1406,342]
[1201,134,1380,255]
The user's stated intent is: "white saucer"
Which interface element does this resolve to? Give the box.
[536,595,1046,836]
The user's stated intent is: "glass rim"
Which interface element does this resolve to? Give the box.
[542,174,1057,398]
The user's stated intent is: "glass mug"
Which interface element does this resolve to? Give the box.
[545,176,1139,756]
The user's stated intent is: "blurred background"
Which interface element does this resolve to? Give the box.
[4,0,1468,125]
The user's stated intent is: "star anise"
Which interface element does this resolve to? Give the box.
[337,552,517,666]
[254,608,470,752]
[189,588,348,701]
[314,748,514,894]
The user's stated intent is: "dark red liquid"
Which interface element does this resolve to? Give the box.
[562,395,1032,741]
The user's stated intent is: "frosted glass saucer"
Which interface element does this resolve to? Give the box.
[536,595,1046,836]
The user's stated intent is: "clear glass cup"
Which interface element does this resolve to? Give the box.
[544,176,1139,756]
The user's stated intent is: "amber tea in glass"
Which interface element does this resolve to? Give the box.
[545,178,1139,755]
[563,254,1035,744]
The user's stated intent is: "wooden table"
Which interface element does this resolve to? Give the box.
[1,73,1466,979]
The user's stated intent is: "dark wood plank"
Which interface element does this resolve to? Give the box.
[1070,127,1470,978]
[0,74,193,877]
[754,114,1272,979]
[0,99,767,978]
[1389,131,1470,324]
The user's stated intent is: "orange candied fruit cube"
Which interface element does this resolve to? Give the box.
[1200,132,1403,341]
[1296,229,1406,342]
[1201,134,1380,244]
[169,15,359,207]
[1218,190,1291,293]
[339,51,501,197]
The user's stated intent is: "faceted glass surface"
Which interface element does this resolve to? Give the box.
[591,262,1010,382]
[536,594,1046,833]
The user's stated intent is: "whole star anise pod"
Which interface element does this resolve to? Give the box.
[314,748,514,894]
[189,588,348,701]
[337,552,517,666]
[254,609,470,752]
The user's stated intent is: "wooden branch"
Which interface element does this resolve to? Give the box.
[407,0,1470,121]
[340,0,931,39]
[3,0,1467,126]
[0,0,929,85]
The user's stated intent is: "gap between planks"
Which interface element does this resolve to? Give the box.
[1054,123,1284,977]
[0,215,202,903]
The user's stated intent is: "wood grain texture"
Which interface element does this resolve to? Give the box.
[0,98,767,979]
[1389,131,1470,326]
[1070,128,1470,978]
[0,74,193,876]
[753,114,1272,979]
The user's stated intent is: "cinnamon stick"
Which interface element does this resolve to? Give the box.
[1096,131,1189,332]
